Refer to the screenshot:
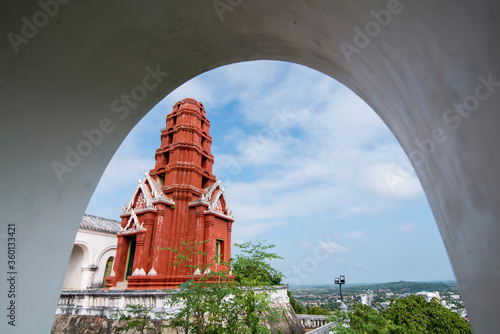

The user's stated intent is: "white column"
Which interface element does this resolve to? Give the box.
[80,265,99,289]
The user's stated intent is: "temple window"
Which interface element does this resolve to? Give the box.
[215,240,223,264]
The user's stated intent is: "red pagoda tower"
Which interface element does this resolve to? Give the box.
[106,98,234,289]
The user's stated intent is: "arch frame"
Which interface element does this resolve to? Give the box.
[95,245,118,268]
[1,1,499,333]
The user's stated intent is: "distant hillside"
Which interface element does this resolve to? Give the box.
[291,281,457,294]
[342,281,455,294]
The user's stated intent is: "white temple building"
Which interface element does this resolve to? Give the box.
[62,214,121,289]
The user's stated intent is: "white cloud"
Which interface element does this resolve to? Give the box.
[318,241,348,254]
[204,62,425,229]
[360,162,423,198]
[164,76,218,108]
[85,60,453,283]
[93,61,424,226]
[232,220,284,244]
[95,152,154,194]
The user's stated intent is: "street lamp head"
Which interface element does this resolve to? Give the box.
[335,278,339,284]
[340,275,345,284]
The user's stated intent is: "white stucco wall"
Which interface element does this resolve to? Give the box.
[62,229,117,289]
[62,245,85,290]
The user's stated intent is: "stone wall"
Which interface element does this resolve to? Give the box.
[52,311,305,334]
[51,315,179,334]
[268,303,306,334]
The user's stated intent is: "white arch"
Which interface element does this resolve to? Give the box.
[74,240,92,267]
[62,244,85,290]
[95,245,117,267]
[1,1,499,333]
[94,249,116,289]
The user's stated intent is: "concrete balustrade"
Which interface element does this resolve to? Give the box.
[56,285,290,320]
[307,321,337,334]
[297,314,330,330]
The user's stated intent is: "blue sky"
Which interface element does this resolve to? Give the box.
[86,60,455,285]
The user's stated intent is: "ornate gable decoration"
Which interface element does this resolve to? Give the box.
[121,210,145,231]
[144,172,173,203]
[200,179,221,202]
[122,172,174,214]
[199,179,233,218]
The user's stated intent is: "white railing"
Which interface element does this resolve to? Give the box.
[296,314,330,329]
[307,321,336,334]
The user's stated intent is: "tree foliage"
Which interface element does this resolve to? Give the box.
[288,289,333,316]
[168,238,209,276]
[330,294,472,334]
[165,237,285,334]
[230,238,286,333]
[288,290,305,314]
[305,306,331,316]
[166,274,241,334]
[232,238,284,286]
[384,295,472,334]
[332,303,404,334]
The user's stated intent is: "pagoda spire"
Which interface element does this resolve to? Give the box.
[106,98,234,290]
[151,98,216,200]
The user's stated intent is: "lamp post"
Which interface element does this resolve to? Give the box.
[335,275,345,302]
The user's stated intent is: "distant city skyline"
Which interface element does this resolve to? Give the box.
[291,280,458,288]
[86,60,456,285]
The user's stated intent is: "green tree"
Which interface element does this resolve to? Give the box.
[168,238,210,277]
[288,290,305,314]
[231,238,285,333]
[384,294,472,334]
[306,306,331,316]
[232,238,284,286]
[331,303,404,334]
[165,238,285,334]
[166,273,240,334]
[330,294,472,334]
[164,238,239,333]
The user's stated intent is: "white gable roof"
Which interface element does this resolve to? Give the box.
[199,179,233,218]
[80,214,121,234]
